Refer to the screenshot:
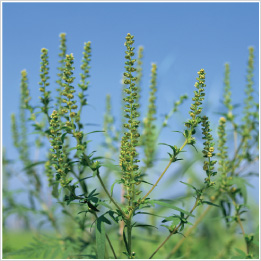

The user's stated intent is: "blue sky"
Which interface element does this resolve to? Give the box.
[2,2,259,209]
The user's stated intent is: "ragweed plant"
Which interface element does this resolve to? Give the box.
[4,33,258,260]
[142,63,158,168]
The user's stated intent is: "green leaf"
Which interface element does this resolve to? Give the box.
[234,248,246,258]
[162,216,181,226]
[231,177,248,204]
[110,179,121,197]
[135,211,165,218]
[180,181,197,191]
[61,133,67,143]
[22,161,46,171]
[202,201,220,207]
[87,130,105,135]
[149,200,195,217]
[140,180,154,186]
[133,223,158,230]
[98,200,113,210]
[66,147,77,153]
[96,216,106,259]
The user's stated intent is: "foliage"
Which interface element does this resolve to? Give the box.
[3,33,259,259]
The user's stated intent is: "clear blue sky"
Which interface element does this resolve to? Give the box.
[2,2,259,204]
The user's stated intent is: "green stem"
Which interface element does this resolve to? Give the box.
[141,139,188,202]
[105,234,117,259]
[231,199,249,254]
[126,219,132,257]
[166,204,212,258]
[149,197,199,259]
[96,170,128,219]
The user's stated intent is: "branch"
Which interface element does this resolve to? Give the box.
[149,196,198,259]
[141,139,188,201]
[96,170,128,219]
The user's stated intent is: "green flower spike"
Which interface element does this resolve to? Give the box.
[119,33,141,210]
[49,110,70,187]
[135,46,144,117]
[39,48,51,116]
[56,33,67,110]
[77,41,91,127]
[19,70,31,161]
[201,116,217,187]
[217,117,229,178]
[184,69,206,145]
[62,53,85,152]
[223,63,234,121]
[20,70,33,113]
[241,47,256,157]
[104,94,118,153]
[11,113,19,148]
[143,63,157,168]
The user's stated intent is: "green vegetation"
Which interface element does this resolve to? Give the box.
[3,33,259,259]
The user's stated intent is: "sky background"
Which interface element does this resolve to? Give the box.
[2,2,259,228]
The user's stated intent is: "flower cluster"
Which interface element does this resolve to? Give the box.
[11,113,19,148]
[201,116,217,187]
[60,54,77,119]
[143,63,157,168]
[49,110,70,187]
[187,69,206,124]
[20,70,33,112]
[223,63,234,121]
[39,48,51,115]
[184,69,206,145]
[56,33,67,110]
[45,154,54,186]
[77,41,91,126]
[19,70,31,161]
[241,47,256,157]
[104,94,118,153]
[119,33,141,207]
[217,117,228,177]
[135,46,144,117]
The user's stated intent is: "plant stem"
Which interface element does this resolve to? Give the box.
[149,197,198,259]
[106,234,118,259]
[231,199,249,254]
[126,219,132,256]
[166,204,212,258]
[96,170,128,219]
[141,140,188,201]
